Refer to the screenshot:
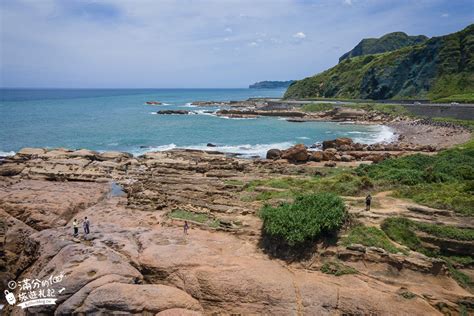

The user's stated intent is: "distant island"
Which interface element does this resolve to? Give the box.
[249,80,295,89]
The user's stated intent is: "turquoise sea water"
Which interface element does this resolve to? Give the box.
[0,88,393,157]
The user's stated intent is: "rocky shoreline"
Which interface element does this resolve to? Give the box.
[1,99,473,314]
[1,143,473,314]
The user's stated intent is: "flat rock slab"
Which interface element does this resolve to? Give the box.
[0,180,109,230]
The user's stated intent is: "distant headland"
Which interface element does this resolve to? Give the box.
[249,80,295,89]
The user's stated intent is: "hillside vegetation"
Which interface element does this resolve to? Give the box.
[339,32,428,63]
[284,24,474,101]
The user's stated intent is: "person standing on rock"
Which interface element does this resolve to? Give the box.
[83,216,90,235]
[365,194,372,211]
[73,219,79,237]
[184,221,189,235]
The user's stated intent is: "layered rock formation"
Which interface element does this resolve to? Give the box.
[0,148,472,314]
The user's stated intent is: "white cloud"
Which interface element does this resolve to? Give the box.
[293,32,306,39]
[2,0,472,88]
[441,13,449,18]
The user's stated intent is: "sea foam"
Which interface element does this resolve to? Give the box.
[132,142,294,158]
[0,151,15,157]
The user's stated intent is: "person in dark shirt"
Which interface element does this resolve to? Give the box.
[184,221,189,235]
[73,219,79,237]
[366,194,372,211]
[83,216,90,234]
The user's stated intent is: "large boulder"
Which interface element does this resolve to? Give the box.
[322,140,337,150]
[322,148,337,161]
[309,151,324,162]
[281,144,309,163]
[335,137,354,147]
[341,154,355,162]
[323,138,353,150]
[266,149,282,160]
[74,283,203,314]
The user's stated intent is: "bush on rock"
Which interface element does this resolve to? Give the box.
[260,192,347,247]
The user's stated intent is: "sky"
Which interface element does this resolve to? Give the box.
[0,0,473,88]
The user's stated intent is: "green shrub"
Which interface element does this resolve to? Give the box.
[260,193,346,246]
[343,225,401,254]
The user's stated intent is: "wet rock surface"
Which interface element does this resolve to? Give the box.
[0,148,472,315]
[156,110,191,115]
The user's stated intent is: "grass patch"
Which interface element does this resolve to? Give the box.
[321,260,358,276]
[434,92,474,104]
[415,222,474,241]
[301,103,335,112]
[382,216,474,243]
[246,171,374,202]
[300,102,411,117]
[343,225,402,254]
[441,255,474,267]
[168,209,220,228]
[395,183,474,216]
[381,217,427,254]
[356,103,411,117]
[260,193,346,246]
[224,179,245,186]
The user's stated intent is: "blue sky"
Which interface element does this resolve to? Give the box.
[1,0,473,88]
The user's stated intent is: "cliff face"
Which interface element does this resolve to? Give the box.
[339,32,428,63]
[284,24,474,100]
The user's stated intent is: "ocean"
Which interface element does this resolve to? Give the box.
[0,88,394,157]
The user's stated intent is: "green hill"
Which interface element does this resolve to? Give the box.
[339,32,428,63]
[284,24,474,101]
